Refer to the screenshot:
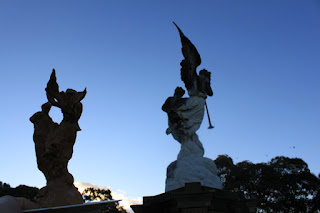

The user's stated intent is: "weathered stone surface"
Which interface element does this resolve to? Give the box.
[30,69,86,207]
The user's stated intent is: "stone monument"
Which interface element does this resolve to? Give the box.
[30,69,86,207]
[131,23,256,213]
[162,22,222,192]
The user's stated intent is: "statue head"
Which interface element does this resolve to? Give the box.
[199,69,213,96]
[174,87,185,98]
[66,89,77,95]
[199,69,211,79]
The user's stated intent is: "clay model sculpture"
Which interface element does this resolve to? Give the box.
[30,69,86,207]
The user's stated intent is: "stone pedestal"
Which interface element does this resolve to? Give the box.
[166,156,222,192]
[131,182,257,213]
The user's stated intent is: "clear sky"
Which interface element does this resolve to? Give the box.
[1,0,319,211]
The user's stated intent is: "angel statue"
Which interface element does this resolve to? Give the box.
[30,69,86,207]
[163,23,214,159]
[163,23,222,192]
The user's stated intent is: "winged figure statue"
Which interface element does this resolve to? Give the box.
[163,23,222,192]
[30,69,86,207]
[46,69,87,130]
[173,22,213,98]
[162,23,214,159]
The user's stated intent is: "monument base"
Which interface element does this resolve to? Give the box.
[131,182,256,213]
[166,156,222,192]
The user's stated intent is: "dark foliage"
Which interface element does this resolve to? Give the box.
[214,155,320,212]
[0,181,39,202]
[82,187,127,213]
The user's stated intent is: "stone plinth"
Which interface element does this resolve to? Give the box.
[131,182,257,213]
[166,156,222,192]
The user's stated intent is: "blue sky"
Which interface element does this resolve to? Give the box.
[1,0,319,210]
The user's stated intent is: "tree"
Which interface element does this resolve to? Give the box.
[214,155,236,186]
[0,181,11,190]
[82,187,127,213]
[214,156,320,212]
[0,181,39,202]
[312,174,320,212]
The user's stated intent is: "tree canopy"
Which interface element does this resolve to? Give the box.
[214,155,320,212]
[82,187,127,213]
[0,181,128,212]
[0,181,39,202]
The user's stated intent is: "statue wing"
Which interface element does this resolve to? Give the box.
[73,88,87,103]
[173,22,201,92]
[45,69,61,107]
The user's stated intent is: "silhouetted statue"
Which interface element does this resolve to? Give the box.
[162,87,187,135]
[163,23,222,192]
[30,69,86,207]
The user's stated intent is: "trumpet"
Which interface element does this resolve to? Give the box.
[205,102,214,129]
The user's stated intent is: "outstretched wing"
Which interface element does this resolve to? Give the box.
[45,69,61,107]
[71,87,87,103]
[173,22,201,92]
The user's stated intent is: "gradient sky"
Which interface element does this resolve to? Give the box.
[1,0,319,210]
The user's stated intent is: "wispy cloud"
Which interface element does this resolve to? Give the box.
[74,182,142,213]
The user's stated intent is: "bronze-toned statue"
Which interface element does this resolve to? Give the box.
[30,69,86,207]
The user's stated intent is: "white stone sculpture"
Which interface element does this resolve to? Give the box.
[163,23,222,192]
